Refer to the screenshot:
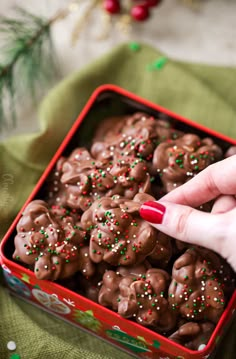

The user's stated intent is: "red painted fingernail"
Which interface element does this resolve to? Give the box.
[139,201,166,224]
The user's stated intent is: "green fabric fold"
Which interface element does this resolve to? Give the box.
[0,42,236,359]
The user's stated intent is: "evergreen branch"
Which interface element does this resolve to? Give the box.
[0,6,68,131]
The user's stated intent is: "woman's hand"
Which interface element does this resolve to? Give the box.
[140,155,236,271]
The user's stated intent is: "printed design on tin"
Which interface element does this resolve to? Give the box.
[153,340,161,349]
[106,328,151,354]
[3,268,31,298]
[72,309,102,333]
[32,289,71,314]
[63,298,75,306]
[21,273,31,283]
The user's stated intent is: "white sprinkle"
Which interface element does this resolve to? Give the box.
[198,344,206,351]
[7,341,16,351]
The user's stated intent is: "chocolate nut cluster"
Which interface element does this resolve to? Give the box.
[80,194,158,266]
[92,112,183,161]
[168,248,226,323]
[13,200,94,280]
[153,134,223,192]
[168,321,215,350]
[13,112,235,351]
[48,147,151,211]
[99,268,176,331]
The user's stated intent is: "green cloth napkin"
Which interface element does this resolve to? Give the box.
[0,43,236,359]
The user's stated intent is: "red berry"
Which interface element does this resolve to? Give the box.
[103,0,120,14]
[143,0,160,7]
[131,5,150,21]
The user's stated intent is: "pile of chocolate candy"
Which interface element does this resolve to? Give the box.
[13,112,235,350]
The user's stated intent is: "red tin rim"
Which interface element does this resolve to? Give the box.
[1,83,236,357]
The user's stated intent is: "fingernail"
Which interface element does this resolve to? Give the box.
[139,201,166,224]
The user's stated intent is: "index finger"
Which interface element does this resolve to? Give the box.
[159,154,236,207]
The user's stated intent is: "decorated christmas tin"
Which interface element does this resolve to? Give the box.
[0,84,236,359]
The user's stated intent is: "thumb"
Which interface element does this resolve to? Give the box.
[139,200,227,255]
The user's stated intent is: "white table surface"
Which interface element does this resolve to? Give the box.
[0,0,236,139]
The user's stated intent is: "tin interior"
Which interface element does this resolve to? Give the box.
[2,88,233,261]
[1,87,236,359]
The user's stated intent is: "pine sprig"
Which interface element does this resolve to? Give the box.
[0,7,59,130]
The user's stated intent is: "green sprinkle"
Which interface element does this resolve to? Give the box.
[154,56,168,69]
[10,354,21,359]
[129,42,141,52]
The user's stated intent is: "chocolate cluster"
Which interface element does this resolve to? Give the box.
[13,112,235,351]
[152,134,223,192]
[48,147,151,211]
[13,200,94,280]
[81,194,158,266]
[99,268,176,331]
